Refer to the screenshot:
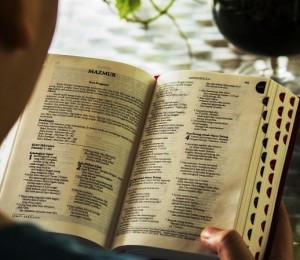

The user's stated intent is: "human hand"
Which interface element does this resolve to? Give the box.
[200,202,294,260]
[0,211,14,228]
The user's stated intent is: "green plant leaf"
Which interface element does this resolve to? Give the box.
[116,0,141,18]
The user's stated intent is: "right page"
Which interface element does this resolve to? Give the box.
[112,70,275,257]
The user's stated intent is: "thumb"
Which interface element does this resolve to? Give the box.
[200,227,254,260]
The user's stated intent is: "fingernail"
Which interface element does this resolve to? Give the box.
[201,227,221,240]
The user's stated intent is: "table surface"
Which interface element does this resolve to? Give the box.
[1,0,300,257]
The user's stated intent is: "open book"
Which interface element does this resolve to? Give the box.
[0,54,299,260]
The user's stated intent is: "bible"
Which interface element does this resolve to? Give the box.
[0,54,299,260]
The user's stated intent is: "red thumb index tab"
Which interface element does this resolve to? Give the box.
[154,75,160,80]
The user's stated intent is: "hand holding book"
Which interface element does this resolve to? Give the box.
[201,202,294,260]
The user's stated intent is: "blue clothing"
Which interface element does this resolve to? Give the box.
[0,223,142,260]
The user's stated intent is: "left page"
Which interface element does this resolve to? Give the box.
[0,54,155,247]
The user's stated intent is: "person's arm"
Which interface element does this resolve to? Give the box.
[200,202,294,260]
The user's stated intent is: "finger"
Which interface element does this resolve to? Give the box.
[269,202,294,259]
[201,227,254,260]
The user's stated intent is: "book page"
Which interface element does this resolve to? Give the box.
[0,54,155,247]
[113,70,266,254]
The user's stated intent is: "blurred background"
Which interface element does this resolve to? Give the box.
[1,0,300,258]
[49,0,252,74]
